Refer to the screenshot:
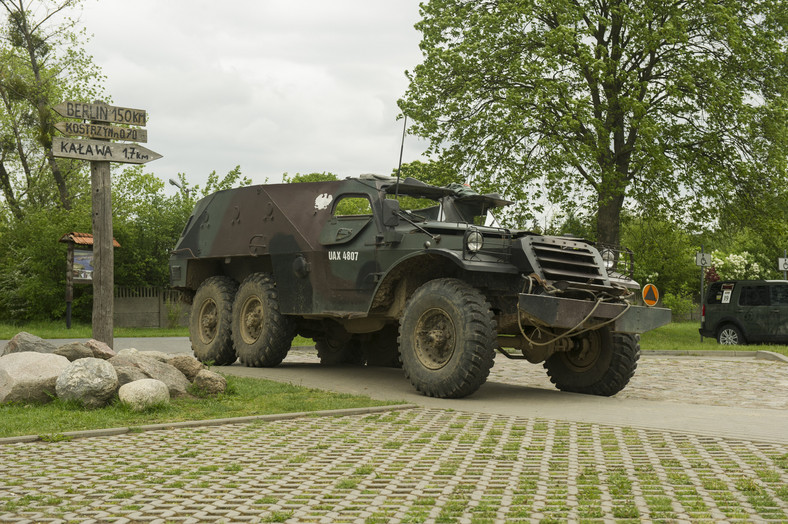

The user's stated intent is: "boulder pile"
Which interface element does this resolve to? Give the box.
[0,332,227,410]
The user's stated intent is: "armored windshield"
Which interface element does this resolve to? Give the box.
[383,177,511,224]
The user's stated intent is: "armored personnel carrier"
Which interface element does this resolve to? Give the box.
[169,175,670,398]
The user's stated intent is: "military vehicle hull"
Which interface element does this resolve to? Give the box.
[170,175,670,398]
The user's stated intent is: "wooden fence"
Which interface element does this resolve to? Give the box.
[114,287,189,328]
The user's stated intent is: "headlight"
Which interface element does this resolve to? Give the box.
[466,231,484,253]
[601,249,616,270]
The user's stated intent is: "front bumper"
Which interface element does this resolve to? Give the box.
[518,294,671,334]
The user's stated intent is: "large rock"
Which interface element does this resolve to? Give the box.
[56,358,118,408]
[114,364,149,387]
[1,332,57,357]
[139,350,174,363]
[85,339,116,360]
[108,353,190,398]
[169,354,205,381]
[55,342,94,362]
[118,379,170,411]
[0,352,70,403]
[192,369,227,395]
[117,348,172,363]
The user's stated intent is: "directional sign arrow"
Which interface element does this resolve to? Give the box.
[54,121,148,143]
[52,138,162,164]
[53,101,147,126]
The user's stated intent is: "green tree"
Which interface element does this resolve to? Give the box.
[283,171,338,184]
[400,0,788,245]
[391,160,463,187]
[0,0,103,215]
[113,166,251,288]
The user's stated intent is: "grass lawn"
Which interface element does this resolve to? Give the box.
[0,375,398,439]
[639,321,788,356]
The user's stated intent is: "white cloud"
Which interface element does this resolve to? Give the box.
[79,0,427,189]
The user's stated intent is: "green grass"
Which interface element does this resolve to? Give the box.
[639,321,788,356]
[0,375,396,439]
[0,321,188,339]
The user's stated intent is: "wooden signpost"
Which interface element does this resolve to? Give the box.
[52,101,161,348]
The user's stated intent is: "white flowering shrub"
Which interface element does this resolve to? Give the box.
[710,251,767,280]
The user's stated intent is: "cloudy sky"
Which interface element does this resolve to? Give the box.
[79,0,427,191]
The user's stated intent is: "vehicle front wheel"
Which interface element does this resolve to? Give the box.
[190,276,237,365]
[717,324,745,345]
[398,278,496,398]
[232,273,295,367]
[544,328,639,396]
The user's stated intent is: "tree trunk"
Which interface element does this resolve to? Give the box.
[11,0,72,210]
[596,190,625,247]
[0,160,23,220]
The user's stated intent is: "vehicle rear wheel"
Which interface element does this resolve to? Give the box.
[717,324,745,345]
[232,273,295,367]
[543,328,639,396]
[398,278,496,398]
[190,276,237,365]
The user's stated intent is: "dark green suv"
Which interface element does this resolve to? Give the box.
[700,280,788,345]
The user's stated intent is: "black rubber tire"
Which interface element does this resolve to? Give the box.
[190,276,237,366]
[232,273,295,367]
[717,324,745,345]
[398,278,496,398]
[543,328,639,396]
[316,336,364,365]
[363,325,402,368]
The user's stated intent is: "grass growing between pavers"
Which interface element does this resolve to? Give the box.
[640,321,788,356]
[2,408,785,523]
[0,374,397,439]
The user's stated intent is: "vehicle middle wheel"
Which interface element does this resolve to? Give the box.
[316,336,364,365]
[232,273,295,367]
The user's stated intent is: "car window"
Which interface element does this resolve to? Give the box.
[706,282,723,304]
[707,282,735,304]
[334,196,372,217]
[739,285,770,306]
[771,285,788,306]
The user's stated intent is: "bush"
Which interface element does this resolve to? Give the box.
[661,292,696,320]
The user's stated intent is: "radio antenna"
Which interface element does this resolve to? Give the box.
[395,114,407,199]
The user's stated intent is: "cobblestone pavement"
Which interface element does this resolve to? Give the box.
[1,408,787,523]
[283,348,788,411]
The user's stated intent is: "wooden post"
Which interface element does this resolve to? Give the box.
[65,242,74,329]
[91,158,113,347]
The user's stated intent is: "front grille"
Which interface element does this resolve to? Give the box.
[522,236,610,288]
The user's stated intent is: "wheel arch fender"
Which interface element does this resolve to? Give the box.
[715,317,749,340]
[368,251,466,318]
